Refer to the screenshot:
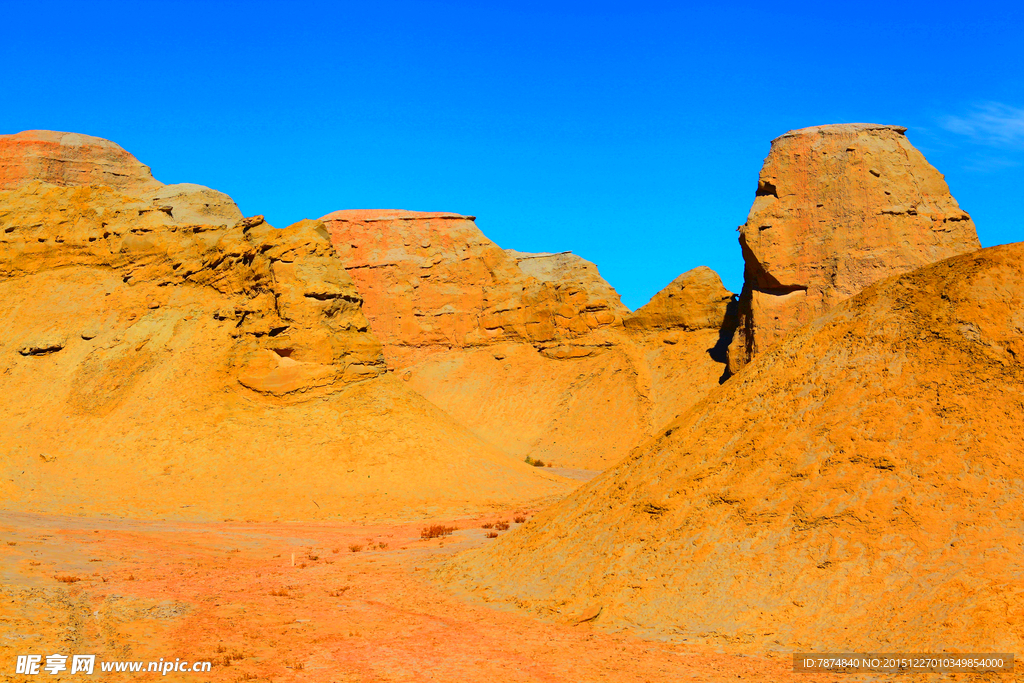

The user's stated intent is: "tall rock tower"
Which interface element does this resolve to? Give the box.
[727,123,980,374]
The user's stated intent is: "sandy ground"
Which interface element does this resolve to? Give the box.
[1,510,854,682]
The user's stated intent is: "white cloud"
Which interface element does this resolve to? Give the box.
[940,102,1024,148]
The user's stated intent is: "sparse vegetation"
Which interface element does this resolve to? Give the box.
[495,521,510,531]
[54,574,81,583]
[485,532,499,539]
[269,588,288,597]
[524,456,546,467]
[481,522,494,529]
[328,586,350,597]
[421,525,457,540]
[513,515,526,523]
[349,544,363,552]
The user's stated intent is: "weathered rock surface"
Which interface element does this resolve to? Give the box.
[624,266,735,333]
[728,123,981,373]
[443,243,1024,652]
[0,130,163,193]
[0,132,570,520]
[322,210,733,469]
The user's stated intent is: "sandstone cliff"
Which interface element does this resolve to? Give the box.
[322,210,733,469]
[727,123,981,374]
[443,243,1024,652]
[0,131,570,520]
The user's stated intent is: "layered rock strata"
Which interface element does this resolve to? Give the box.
[0,131,569,520]
[322,210,734,469]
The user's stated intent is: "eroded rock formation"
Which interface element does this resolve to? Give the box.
[443,242,1024,652]
[0,131,570,520]
[322,210,734,469]
[727,123,981,373]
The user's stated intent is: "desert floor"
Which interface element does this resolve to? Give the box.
[2,503,847,683]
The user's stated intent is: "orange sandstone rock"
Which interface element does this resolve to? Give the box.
[0,133,570,520]
[0,130,162,193]
[443,243,1024,652]
[322,210,733,469]
[728,123,980,374]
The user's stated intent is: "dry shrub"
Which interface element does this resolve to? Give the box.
[524,456,546,467]
[55,574,81,583]
[495,521,510,531]
[332,547,340,554]
[513,515,526,523]
[307,553,319,561]
[481,522,494,529]
[6,541,16,546]
[28,561,40,566]
[349,544,363,553]
[328,586,350,597]
[127,573,135,581]
[269,588,288,597]
[375,542,389,550]
[485,532,499,539]
[421,525,457,540]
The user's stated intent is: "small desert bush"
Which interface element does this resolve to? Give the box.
[54,574,81,583]
[524,456,546,467]
[481,522,494,529]
[513,515,526,523]
[421,525,457,540]
[495,521,510,531]
[328,586,350,597]
[485,532,499,539]
[349,544,363,553]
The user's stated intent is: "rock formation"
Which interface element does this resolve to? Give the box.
[321,210,734,469]
[0,131,570,520]
[443,242,1024,652]
[728,123,981,374]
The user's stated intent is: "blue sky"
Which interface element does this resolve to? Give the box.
[1,1,1021,308]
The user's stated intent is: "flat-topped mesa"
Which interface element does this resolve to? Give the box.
[727,123,981,374]
[624,266,735,333]
[320,209,731,470]
[321,209,628,367]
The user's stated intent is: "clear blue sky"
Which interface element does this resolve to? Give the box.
[2,1,1021,308]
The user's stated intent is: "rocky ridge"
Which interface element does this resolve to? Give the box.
[321,209,735,469]
[0,131,570,520]
[443,242,1024,652]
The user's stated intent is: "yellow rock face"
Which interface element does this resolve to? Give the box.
[728,123,981,374]
[0,132,570,520]
[322,210,736,469]
[443,243,1024,653]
